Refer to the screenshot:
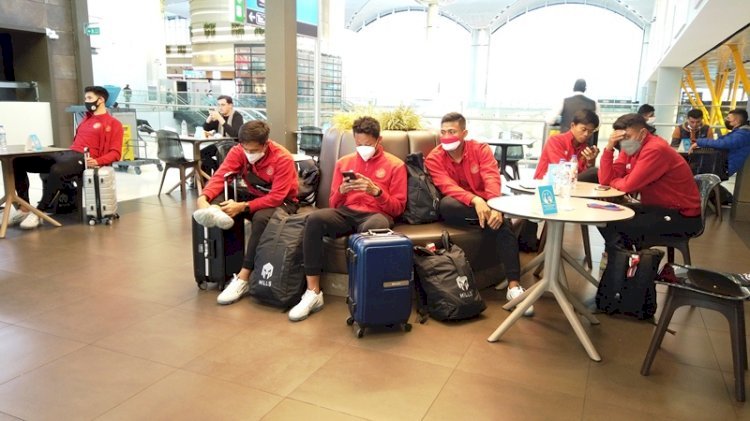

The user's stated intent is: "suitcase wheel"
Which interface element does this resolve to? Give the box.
[403,323,412,332]
[346,316,354,326]
[355,327,364,338]
[88,219,96,226]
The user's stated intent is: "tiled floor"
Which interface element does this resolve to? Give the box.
[1,188,750,419]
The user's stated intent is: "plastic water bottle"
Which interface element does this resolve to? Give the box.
[569,154,578,189]
[556,159,572,209]
[0,125,7,152]
[180,120,188,137]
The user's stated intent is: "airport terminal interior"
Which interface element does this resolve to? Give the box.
[2,0,750,419]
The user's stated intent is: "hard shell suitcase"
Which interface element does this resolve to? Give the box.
[346,229,413,337]
[83,166,119,225]
[192,173,245,290]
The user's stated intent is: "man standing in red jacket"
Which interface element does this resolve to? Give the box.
[8,86,123,229]
[288,116,407,321]
[598,113,701,249]
[193,120,299,305]
[425,112,528,316]
[534,109,600,182]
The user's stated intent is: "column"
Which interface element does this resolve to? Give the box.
[265,0,297,152]
[653,67,682,140]
[469,28,490,108]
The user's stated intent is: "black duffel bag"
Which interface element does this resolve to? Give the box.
[596,246,664,320]
[413,230,486,321]
[249,208,308,308]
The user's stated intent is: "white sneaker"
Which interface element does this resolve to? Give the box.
[288,290,324,322]
[193,207,234,230]
[507,285,534,317]
[217,275,248,305]
[19,213,41,230]
[0,206,28,226]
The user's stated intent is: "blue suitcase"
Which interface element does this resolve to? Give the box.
[345,229,413,338]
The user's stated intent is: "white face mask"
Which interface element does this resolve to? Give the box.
[647,117,655,124]
[356,145,376,161]
[245,151,264,164]
[442,141,461,152]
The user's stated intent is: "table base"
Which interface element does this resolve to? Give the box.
[487,220,602,361]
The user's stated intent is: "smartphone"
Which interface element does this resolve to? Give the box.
[465,217,480,225]
[594,185,611,191]
[342,171,357,182]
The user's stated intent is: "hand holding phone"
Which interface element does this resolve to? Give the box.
[342,171,357,182]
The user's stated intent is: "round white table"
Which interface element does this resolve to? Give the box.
[506,180,625,199]
[505,180,627,286]
[487,195,635,361]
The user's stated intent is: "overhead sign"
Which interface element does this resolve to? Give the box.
[234,0,244,23]
[84,23,100,36]
[246,0,318,37]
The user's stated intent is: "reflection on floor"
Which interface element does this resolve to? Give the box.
[0,182,749,419]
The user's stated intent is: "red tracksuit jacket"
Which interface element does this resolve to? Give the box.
[70,112,123,165]
[425,140,501,206]
[202,140,298,213]
[534,131,591,179]
[329,145,407,219]
[598,133,700,217]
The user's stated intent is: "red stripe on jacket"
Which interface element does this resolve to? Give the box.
[598,133,700,217]
[329,146,407,219]
[202,140,298,213]
[425,140,501,206]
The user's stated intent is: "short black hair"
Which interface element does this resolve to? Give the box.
[238,121,270,145]
[637,104,655,115]
[217,95,233,105]
[85,85,109,101]
[572,109,599,127]
[612,113,647,131]
[686,109,705,120]
[573,79,587,92]
[440,112,466,130]
[352,116,380,139]
[729,108,748,124]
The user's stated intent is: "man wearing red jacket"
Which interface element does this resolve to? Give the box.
[192,120,299,305]
[288,116,407,321]
[534,109,600,182]
[8,86,122,229]
[598,113,701,249]
[425,112,528,316]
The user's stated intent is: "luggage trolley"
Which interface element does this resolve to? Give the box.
[110,110,162,174]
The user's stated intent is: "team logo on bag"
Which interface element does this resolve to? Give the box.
[456,275,473,298]
[260,263,274,286]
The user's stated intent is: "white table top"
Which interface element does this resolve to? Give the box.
[506,180,626,199]
[482,138,537,147]
[488,195,635,224]
[0,145,67,158]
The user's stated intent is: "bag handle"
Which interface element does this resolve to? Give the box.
[367,228,393,236]
[441,229,452,252]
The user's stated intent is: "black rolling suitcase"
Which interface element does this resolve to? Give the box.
[192,173,245,290]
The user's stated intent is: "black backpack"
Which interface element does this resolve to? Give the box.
[413,231,486,321]
[249,209,308,308]
[243,158,320,206]
[402,152,441,224]
[296,158,320,206]
[596,246,664,320]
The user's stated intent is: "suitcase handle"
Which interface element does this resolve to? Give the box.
[367,228,393,236]
[346,247,356,264]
